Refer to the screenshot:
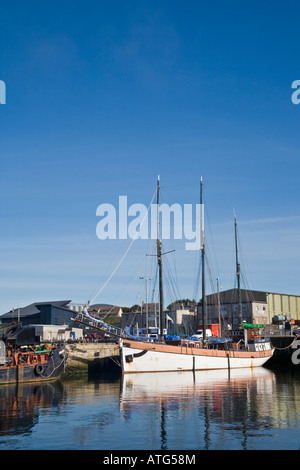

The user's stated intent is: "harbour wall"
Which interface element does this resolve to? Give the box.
[64,342,120,374]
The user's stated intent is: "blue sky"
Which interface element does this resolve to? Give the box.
[0,0,300,313]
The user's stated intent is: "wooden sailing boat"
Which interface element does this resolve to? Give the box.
[119,177,273,373]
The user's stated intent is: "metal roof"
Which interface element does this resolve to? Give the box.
[0,300,72,319]
[205,289,267,305]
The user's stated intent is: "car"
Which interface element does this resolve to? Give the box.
[192,329,212,339]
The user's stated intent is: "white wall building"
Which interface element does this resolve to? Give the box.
[32,324,83,342]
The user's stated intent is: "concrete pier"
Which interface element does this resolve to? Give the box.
[64,342,120,374]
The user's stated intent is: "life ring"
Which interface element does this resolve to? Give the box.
[35,363,45,376]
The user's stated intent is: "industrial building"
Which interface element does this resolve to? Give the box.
[197,288,300,330]
[0,300,77,327]
[267,292,300,322]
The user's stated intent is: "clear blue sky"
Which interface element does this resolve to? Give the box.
[0,0,300,313]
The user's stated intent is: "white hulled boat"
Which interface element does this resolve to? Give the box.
[75,176,274,373]
[120,336,273,373]
[119,176,273,373]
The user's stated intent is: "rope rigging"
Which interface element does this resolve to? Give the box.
[87,187,157,307]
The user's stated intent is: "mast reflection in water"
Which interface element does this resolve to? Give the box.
[0,368,300,450]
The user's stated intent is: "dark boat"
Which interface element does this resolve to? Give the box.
[0,322,67,385]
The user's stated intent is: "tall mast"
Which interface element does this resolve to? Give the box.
[217,277,221,337]
[200,177,207,342]
[157,175,164,339]
[234,213,243,325]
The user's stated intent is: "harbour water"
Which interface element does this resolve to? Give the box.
[0,366,300,451]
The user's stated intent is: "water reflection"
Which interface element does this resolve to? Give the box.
[120,368,299,450]
[0,381,65,438]
[0,368,300,449]
[0,375,122,449]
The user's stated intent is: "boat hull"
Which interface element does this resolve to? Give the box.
[0,346,67,385]
[120,339,273,373]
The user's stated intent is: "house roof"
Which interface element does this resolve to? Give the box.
[0,300,72,319]
[88,304,122,315]
[141,303,159,310]
[206,289,267,305]
[89,304,118,309]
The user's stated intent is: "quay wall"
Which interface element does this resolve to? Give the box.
[64,342,120,374]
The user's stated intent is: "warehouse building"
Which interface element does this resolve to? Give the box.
[0,300,76,327]
[267,292,300,322]
[197,289,300,329]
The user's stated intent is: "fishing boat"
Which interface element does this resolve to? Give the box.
[0,322,67,385]
[75,176,274,373]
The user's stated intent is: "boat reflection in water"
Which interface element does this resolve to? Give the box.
[0,376,121,449]
[1,368,299,450]
[0,381,65,438]
[120,368,277,450]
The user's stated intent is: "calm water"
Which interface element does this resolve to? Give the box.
[0,367,300,450]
